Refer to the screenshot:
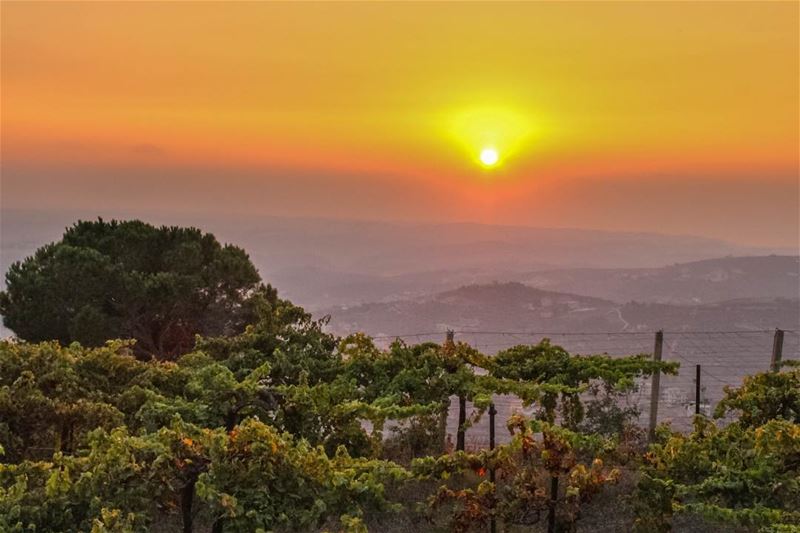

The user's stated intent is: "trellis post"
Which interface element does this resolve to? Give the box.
[771,328,784,372]
[695,364,701,415]
[489,401,497,533]
[445,329,468,452]
[648,330,663,441]
[440,330,456,452]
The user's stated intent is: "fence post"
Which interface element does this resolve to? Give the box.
[440,331,455,452]
[489,403,496,474]
[446,330,468,452]
[695,364,701,415]
[771,328,784,372]
[648,330,664,441]
[457,396,466,451]
[489,402,497,533]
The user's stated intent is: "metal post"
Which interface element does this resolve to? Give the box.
[771,329,784,372]
[648,330,663,441]
[695,364,701,415]
[489,402,497,533]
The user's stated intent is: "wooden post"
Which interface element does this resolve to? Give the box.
[771,328,784,372]
[695,364,701,415]
[446,329,467,452]
[440,331,456,452]
[446,329,468,452]
[457,396,466,451]
[648,330,663,441]
[489,402,497,533]
[489,403,496,473]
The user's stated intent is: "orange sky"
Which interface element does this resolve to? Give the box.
[2,2,798,247]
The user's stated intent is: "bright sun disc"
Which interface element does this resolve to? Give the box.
[480,148,499,167]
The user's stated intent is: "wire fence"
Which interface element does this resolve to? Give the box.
[371,329,799,448]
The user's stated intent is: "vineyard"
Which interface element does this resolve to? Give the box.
[379,329,800,445]
[0,221,798,532]
[1,307,798,532]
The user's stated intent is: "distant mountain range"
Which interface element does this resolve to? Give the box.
[271,255,800,312]
[2,209,798,341]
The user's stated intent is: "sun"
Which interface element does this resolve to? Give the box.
[479,147,499,167]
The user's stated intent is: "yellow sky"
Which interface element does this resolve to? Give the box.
[2,2,798,246]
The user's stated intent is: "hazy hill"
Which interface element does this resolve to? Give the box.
[279,255,800,311]
[2,210,797,340]
[3,209,792,313]
[520,256,800,305]
[323,282,619,336]
[323,282,800,339]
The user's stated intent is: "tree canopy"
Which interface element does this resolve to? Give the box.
[0,219,263,359]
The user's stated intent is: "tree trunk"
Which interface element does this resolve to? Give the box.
[456,395,466,451]
[60,422,73,453]
[547,475,559,533]
[225,409,238,432]
[181,478,196,533]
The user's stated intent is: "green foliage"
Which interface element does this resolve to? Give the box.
[412,416,620,532]
[491,340,674,387]
[197,418,409,532]
[382,414,442,463]
[715,366,800,425]
[631,474,675,533]
[491,340,677,428]
[635,367,800,532]
[338,335,464,405]
[0,325,694,532]
[2,243,794,533]
[0,219,262,359]
[198,286,340,384]
[579,390,640,436]
[0,416,408,533]
[0,340,139,461]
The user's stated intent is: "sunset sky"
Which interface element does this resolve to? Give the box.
[2,2,798,247]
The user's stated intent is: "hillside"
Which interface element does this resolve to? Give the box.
[520,255,799,305]
[324,281,800,339]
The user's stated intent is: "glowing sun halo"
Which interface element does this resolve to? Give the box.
[479,147,499,167]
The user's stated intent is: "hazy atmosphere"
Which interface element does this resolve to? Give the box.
[3,2,799,247]
[1,2,799,532]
